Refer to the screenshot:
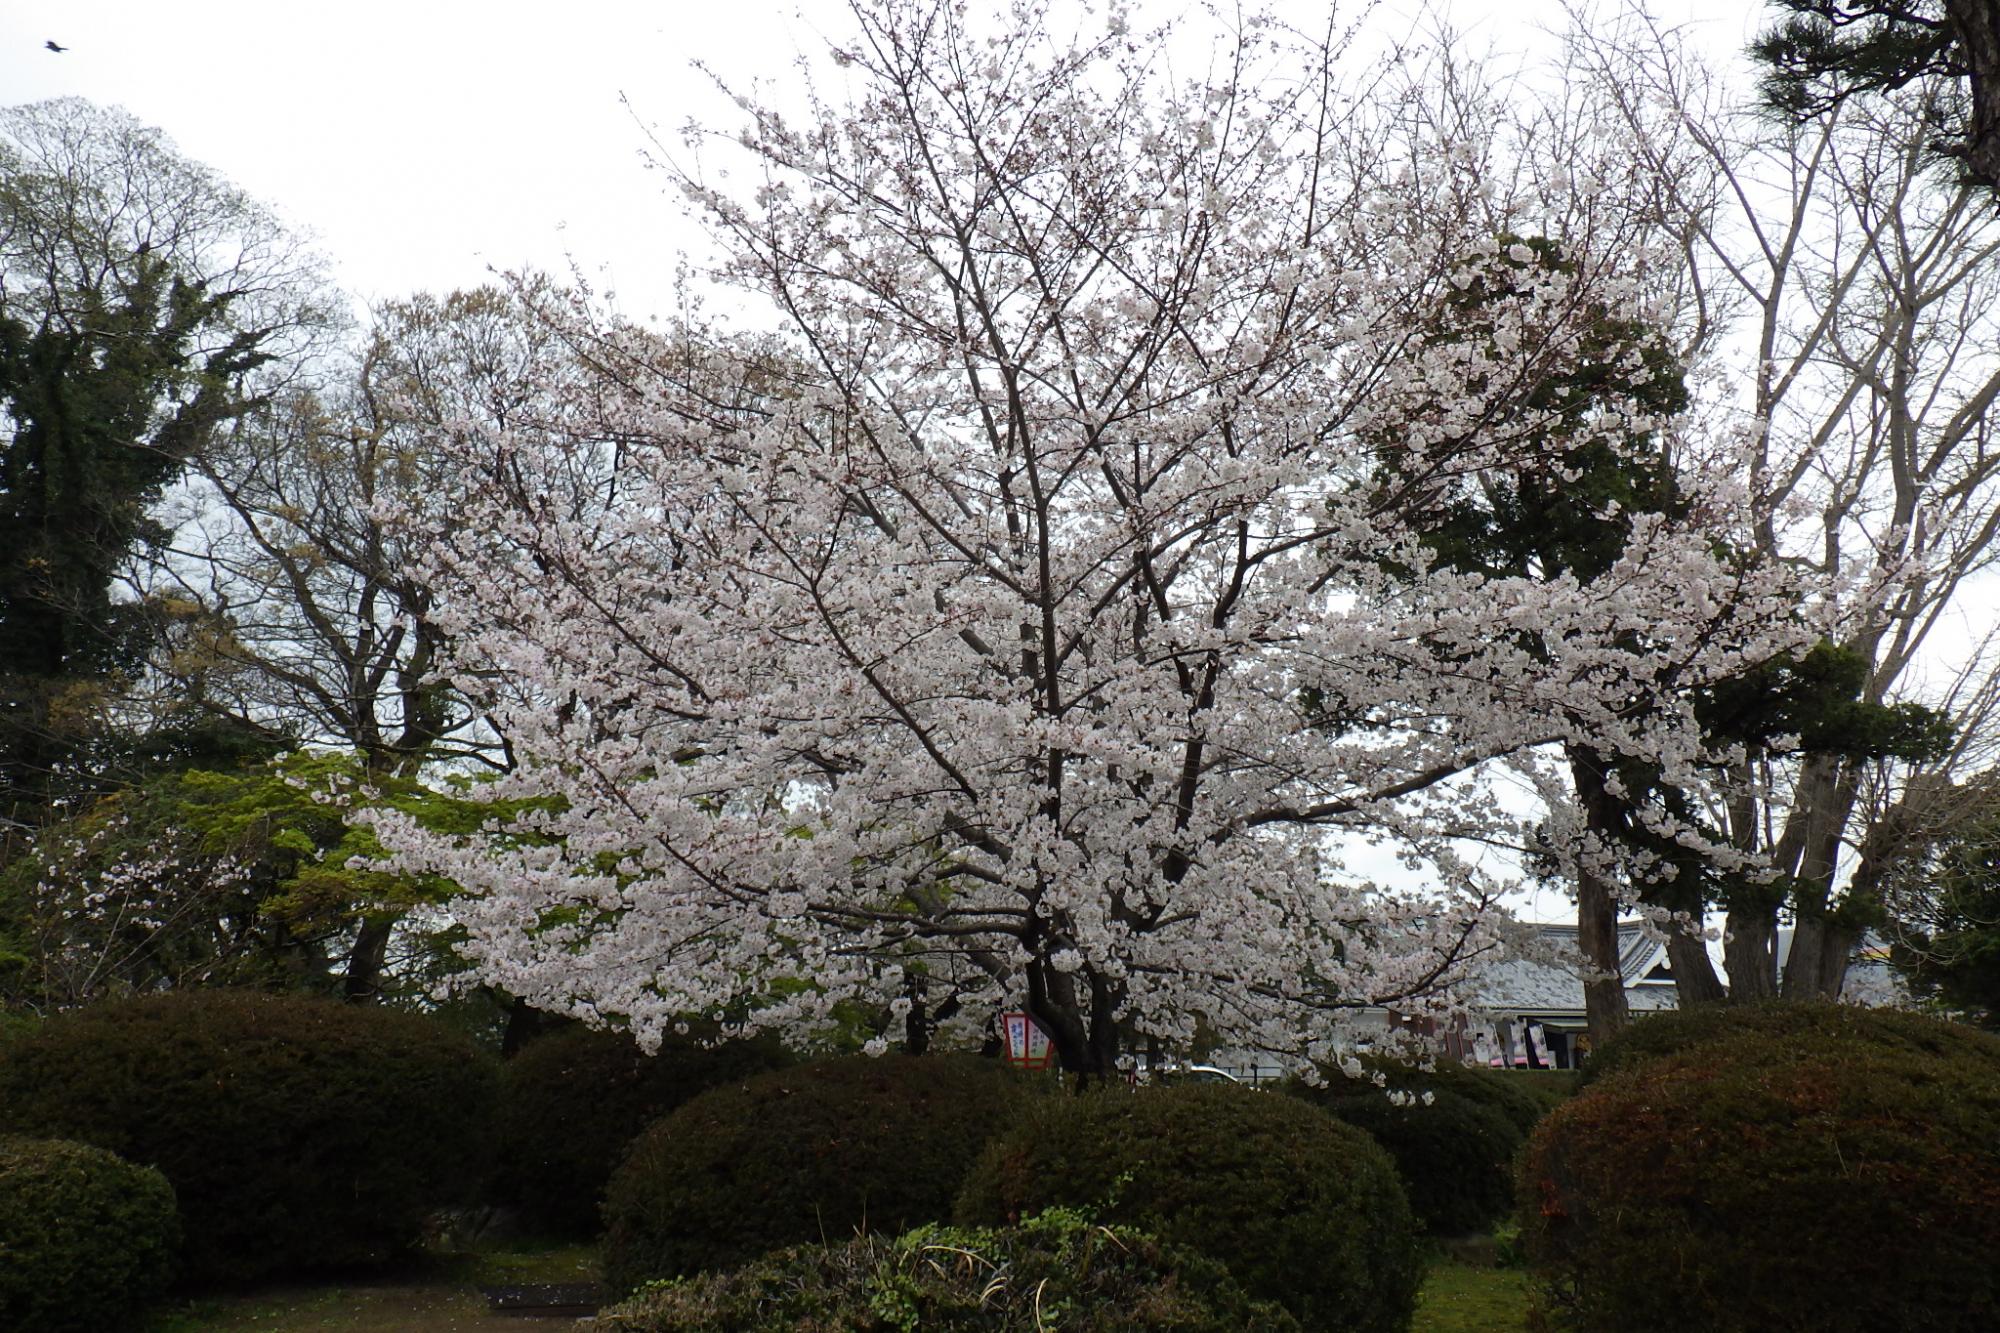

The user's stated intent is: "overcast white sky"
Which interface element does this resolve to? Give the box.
[3,0,1767,319]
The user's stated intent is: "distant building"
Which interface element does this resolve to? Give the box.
[1463,921,1910,1070]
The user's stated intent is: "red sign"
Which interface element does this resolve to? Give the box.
[1000,1011,1055,1070]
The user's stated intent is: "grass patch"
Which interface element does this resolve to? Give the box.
[147,1242,1525,1331]
[429,1239,600,1285]
[146,1241,602,1331]
[1413,1260,1532,1333]
[149,1282,498,1332]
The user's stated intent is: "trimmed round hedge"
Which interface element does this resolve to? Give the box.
[1445,1066,1575,1131]
[1289,1083,1523,1236]
[602,1053,1037,1293]
[1575,997,1999,1089]
[0,1136,179,1332]
[953,1083,1422,1333]
[592,1211,1301,1332]
[1521,1005,2000,1332]
[492,1024,790,1237]
[0,990,498,1284]
[1347,1056,1572,1136]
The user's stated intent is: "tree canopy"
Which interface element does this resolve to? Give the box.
[369,0,1825,1073]
[0,100,335,847]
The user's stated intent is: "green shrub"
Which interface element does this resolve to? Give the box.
[1575,997,1998,1089]
[1288,1083,1523,1236]
[592,1209,1301,1332]
[1282,1055,1579,1238]
[602,1053,1037,1293]
[1292,1056,1571,1129]
[492,1023,790,1237]
[1520,1006,2000,1332]
[954,1084,1421,1333]
[0,990,498,1284]
[1487,1068,1577,1123]
[0,1135,179,1332]
[1354,1056,1571,1135]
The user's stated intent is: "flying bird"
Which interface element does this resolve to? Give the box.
[45,40,68,53]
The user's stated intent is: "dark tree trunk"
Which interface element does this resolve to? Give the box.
[902,970,932,1056]
[1724,906,1781,999]
[1578,872,1630,1047]
[1785,914,1832,998]
[1570,750,1631,1045]
[499,994,569,1057]
[1818,920,1862,999]
[1947,0,2000,190]
[1026,961,1093,1079]
[1781,760,1861,999]
[1666,931,1728,1007]
[1026,961,1126,1087]
[342,916,394,1003]
[1783,916,1864,1000]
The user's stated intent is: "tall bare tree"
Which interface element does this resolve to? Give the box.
[134,283,592,996]
[1562,11,2000,1006]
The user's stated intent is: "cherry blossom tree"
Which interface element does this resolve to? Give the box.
[373,0,1823,1074]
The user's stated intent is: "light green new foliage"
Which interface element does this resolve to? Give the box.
[2,749,543,1006]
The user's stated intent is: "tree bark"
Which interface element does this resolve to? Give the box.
[1946,0,2000,190]
[499,994,569,1057]
[1578,874,1629,1046]
[1569,750,1631,1044]
[342,916,394,1003]
[1724,906,1781,999]
[1665,931,1728,1007]
[902,969,932,1056]
[1025,959,1094,1080]
[1782,758,1861,998]
[1785,915,1832,998]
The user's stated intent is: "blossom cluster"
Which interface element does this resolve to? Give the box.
[373,0,1831,1069]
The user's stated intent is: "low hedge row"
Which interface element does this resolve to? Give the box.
[592,1211,1301,1332]
[1574,997,1998,1089]
[1282,1056,1572,1237]
[491,1023,791,1237]
[0,990,497,1284]
[1293,1084,1523,1236]
[954,1083,1422,1333]
[602,1053,1039,1293]
[17,986,2000,1333]
[1356,1057,1573,1136]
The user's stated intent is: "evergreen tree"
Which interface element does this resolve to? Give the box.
[0,253,280,831]
[0,98,332,851]
[1754,1,2000,191]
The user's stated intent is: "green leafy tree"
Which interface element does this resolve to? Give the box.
[0,750,513,1012]
[0,98,335,849]
[1359,233,1700,1039]
[0,251,281,833]
[1886,776,2000,1026]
